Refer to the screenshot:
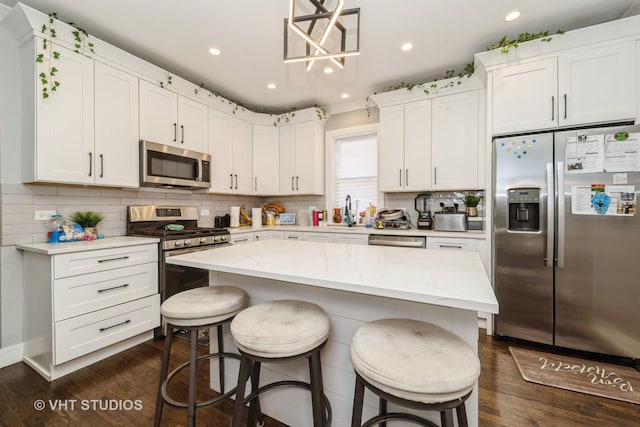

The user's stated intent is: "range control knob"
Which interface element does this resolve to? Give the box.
[200,237,208,244]
[214,236,221,242]
[220,235,228,242]
[183,239,191,246]
[174,240,183,247]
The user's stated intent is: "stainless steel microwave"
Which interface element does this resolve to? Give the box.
[140,140,211,189]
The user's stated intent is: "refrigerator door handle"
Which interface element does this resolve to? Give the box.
[557,161,565,268]
[546,162,555,268]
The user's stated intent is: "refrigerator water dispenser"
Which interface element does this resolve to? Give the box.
[508,188,540,232]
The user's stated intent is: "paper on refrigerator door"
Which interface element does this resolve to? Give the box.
[571,185,636,216]
[565,134,604,173]
[603,132,640,172]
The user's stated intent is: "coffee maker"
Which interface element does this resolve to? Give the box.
[414,193,433,229]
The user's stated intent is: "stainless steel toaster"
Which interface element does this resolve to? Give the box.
[433,213,467,231]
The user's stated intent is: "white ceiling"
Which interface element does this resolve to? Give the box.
[2,0,639,113]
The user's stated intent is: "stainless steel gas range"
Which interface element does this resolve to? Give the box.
[126,205,230,309]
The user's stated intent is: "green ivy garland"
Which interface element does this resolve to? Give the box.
[35,12,61,99]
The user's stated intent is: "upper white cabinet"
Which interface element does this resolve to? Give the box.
[431,90,480,190]
[378,100,432,192]
[24,40,138,187]
[209,109,253,194]
[29,41,95,185]
[492,42,637,134]
[139,80,208,152]
[252,124,280,195]
[279,121,324,195]
[94,62,139,187]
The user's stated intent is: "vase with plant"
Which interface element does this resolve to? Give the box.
[69,211,104,239]
[463,194,482,217]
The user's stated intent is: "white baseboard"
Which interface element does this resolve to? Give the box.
[0,342,24,369]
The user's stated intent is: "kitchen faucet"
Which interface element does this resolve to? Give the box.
[345,195,354,227]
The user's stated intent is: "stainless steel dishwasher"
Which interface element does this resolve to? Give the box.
[368,234,426,248]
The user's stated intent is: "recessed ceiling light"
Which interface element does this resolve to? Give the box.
[504,11,520,22]
[401,42,413,52]
[208,47,221,56]
[341,93,350,99]
[267,83,276,90]
[324,67,334,74]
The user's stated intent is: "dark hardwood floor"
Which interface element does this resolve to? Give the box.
[0,332,638,426]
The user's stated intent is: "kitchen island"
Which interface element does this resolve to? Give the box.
[166,239,498,427]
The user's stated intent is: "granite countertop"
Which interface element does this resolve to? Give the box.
[166,239,498,314]
[230,224,486,239]
[16,236,160,255]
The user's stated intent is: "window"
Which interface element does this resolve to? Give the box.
[326,125,379,215]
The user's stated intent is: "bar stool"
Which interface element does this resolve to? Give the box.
[350,319,481,427]
[230,299,332,427]
[154,286,248,427]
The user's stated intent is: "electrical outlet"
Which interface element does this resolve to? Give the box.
[35,210,57,221]
[200,208,210,216]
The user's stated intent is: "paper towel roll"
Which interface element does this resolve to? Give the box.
[252,208,262,229]
[230,206,240,228]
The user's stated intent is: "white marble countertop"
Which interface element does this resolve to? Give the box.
[16,236,160,255]
[166,239,498,314]
[230,224,486,239]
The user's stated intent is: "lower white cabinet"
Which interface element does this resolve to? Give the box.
[427,237,477,252]
[19,241,160,381]
[230,232,255,244]
[303,231,368,245]
[254,230,284,241]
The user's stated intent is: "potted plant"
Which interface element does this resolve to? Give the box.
[69,211,104,239]
[462,193,482,217]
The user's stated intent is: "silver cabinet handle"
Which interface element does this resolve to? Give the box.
[234,174,238,190]
[173,123,177,142]
[545,162,555,268]
[551,96,555,121]
[230,174,233,190]
[97,283,129,293]
[291,176,295,191]
[99,154,104,178]
[399,169,402,186]
[180,124,184,144]
[563,94,567,120]
[296,176,299,191]
[97,256,130,263]
[405,169,409,186]
[254,177,257,192]
[234,238,249,243]
[434,167,437,185]
[99,319,131,332]
[88,152,93,177]
[439,244,463,249]
[557,161,565,268]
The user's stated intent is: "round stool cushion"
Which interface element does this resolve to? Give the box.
[231,300,330,358]
[350,319,480,404]
[161,286,248,327]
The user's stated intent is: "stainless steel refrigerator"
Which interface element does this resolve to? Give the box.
[493,123,640,360]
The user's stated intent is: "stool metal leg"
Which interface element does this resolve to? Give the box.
[456,402,469,427]
[231,355,253,427]
[440,409,454,427]
[154,325,174,427]
[309,351,325,427]
[216,324,225,393]
[351,375,365,427]
[187,328,198,427]
[248,361,262,427]
[379,397,387,427]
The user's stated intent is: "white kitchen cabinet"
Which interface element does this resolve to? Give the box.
[254,230,284,241]
[492,42,636,134]
[332,233,369,245]
[139,80,208,152]
[283,231,303,240]
[209,110,253,194]
[230,231,254,244]
[26,40,94,185]
[378,100,432,192]
[302,232,333,243]
[94,61,139,187]
[252,124,280,195]
[431,90,480,190]
[427,237,477,252]
[279,121,324,195]
[19,241,160,380]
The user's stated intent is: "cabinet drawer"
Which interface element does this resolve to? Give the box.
[54,244,158,279]
[332,233,369,245]
[427,238,477,252]
[284,231,302,240]
[54,294,160,364]
[302,232,332,242]
[54,263,158,321]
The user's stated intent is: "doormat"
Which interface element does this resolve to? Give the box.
[509,346,640,405]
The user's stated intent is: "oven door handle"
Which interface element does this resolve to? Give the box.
[165,243,231,258]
